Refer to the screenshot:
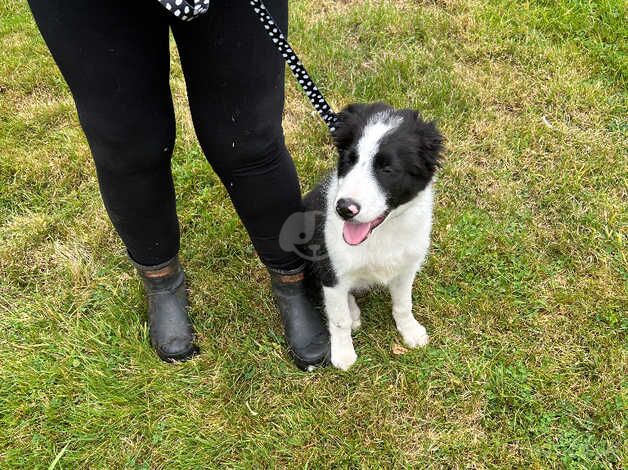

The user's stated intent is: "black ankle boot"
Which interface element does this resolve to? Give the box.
[268,265,330,370]
[133,255,199,362]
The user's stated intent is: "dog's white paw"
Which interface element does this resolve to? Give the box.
[399,321,429,348]
[331,344,358,370]
[351,319,362,332]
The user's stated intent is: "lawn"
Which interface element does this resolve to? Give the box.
[0,0,626,467]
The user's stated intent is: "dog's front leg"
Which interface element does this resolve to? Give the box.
[348,294,361,331]
[389,269,429,348]
[323,285,357,370]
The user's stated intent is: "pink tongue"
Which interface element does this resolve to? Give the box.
[343,221,373,245]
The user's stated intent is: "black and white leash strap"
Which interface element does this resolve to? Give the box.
[156,0,339,132]
[248,0,338,132]
[156,0,210,22]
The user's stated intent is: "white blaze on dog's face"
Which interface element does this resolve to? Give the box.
[336,113,401,221]
[332,103,443,246]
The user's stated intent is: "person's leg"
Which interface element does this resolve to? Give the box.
[28,0,179,266]
[27,0,197,360]
[171,0,329,369]
[171,0,302,270]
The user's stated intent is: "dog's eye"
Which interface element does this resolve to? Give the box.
[374,153,395,175]
[380,165,394,174]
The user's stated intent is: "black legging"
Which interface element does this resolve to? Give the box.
[27,0,303,269]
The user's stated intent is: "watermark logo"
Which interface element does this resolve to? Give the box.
[279,210,328,261]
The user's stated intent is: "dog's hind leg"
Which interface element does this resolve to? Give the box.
[389,269,429,348]
[323,285,357,370]
[348,294,361,331]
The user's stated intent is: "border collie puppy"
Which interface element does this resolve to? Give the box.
[302,103,443,370]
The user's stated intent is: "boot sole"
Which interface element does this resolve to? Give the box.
[292,350,330,371]
[157,344,200,363]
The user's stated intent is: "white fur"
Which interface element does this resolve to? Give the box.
[323,115,434,370]
[335,113,402,223]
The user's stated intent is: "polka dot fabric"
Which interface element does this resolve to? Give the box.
[249,0,338,133]
[156,0,210,22]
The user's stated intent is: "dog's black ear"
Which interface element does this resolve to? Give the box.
[332,104,366,152]
[338,103,369,118]
[338,102,390,121]
[408,110,444,177]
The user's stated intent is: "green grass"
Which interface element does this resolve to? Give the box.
[1,0,626,467]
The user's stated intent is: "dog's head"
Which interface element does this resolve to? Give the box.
[331,103,443,245]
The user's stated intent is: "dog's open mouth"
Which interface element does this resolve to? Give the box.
[342,212,389,245]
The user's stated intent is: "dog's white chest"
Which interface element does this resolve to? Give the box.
[325,185,434,289]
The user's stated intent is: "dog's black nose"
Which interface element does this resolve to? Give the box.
[336,198,361,220]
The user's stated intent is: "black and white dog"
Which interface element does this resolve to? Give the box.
[299,103,443,370]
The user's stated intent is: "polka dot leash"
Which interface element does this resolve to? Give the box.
[156,0,210,22]
[249,0,339,133]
